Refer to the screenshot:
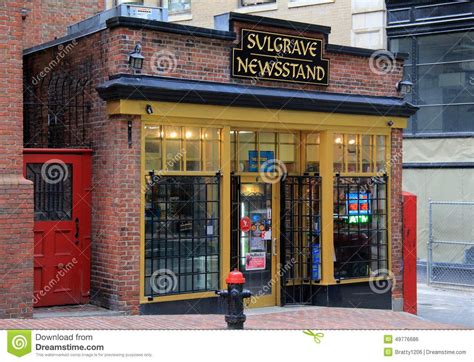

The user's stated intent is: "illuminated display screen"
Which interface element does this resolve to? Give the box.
[346,192,371,224]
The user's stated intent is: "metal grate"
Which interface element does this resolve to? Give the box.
[144,174,220,298]
[23,58,92,148]
[333,176,388,280]
[25,163,73,221]
[280,175,321,305]
[428,200,474,288]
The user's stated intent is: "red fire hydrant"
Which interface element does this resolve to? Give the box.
[216,269,252,329]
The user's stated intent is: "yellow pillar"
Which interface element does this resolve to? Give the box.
[220,126,231,288]
[319,131,336,284]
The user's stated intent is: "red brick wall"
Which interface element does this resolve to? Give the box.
[89,114,141,314]
[25,31,142,314]
[0,0,105,319]
[391,128,404,309]
[0,2,34,319]
[108,23,403,97]
[22,0,104,49]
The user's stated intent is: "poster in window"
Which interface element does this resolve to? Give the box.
[346,192,372,224]
[245,252,266,271]
[250,236,265,251]
[248,150,275,172]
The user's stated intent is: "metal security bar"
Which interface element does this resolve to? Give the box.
[144,174,220,298]
[23,58,92,148]
[428,200,474,288]
[281,175,321,305]
[25,163,73,221]
[333,176,388,280]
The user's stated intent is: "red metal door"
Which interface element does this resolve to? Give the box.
[24,149,92,307]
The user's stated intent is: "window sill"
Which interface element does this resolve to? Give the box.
[235,3,278,14]
[168,12,193,22]
[288,0,335,9]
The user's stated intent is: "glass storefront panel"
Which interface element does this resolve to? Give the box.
[144,175,220,297]
[237,131,257,172]
[332,133,385,175]
[146,125,221,172]
[238,182,273,297]
[280,144,296,173]
[166,140,183,171]
[347,134,358,173]
[376,135,386,172]
[334,134,344,173]
[278,133,296,173]
[203,141,220,171]
[361,135,372,173]
[333,177,388,280]
[186,134,201,172]
[144,125,162,171]
[233,130,296,173]
[305,133,320,173]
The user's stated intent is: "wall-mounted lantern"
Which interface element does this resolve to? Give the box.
[128,43,144,70]
[396,80,413,95]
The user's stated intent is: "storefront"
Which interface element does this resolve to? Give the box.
[23,9,416,314]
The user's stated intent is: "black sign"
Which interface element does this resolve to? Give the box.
[232,29,330,86]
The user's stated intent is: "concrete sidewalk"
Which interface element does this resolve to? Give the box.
[0,306,463,330]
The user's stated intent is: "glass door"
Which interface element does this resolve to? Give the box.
[233,177,279,308]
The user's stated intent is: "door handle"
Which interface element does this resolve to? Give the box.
[75,217,79,238]
[272,238,277,256]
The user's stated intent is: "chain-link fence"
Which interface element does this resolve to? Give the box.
[428,200,474,287]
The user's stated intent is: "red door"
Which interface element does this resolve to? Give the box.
[24,149,92,307]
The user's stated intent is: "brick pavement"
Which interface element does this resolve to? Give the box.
[0,307,463,330]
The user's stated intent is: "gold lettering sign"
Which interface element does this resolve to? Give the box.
[232,29,330,85]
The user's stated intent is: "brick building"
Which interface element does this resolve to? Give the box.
[1,2,416,318]
[0,0,105,319]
